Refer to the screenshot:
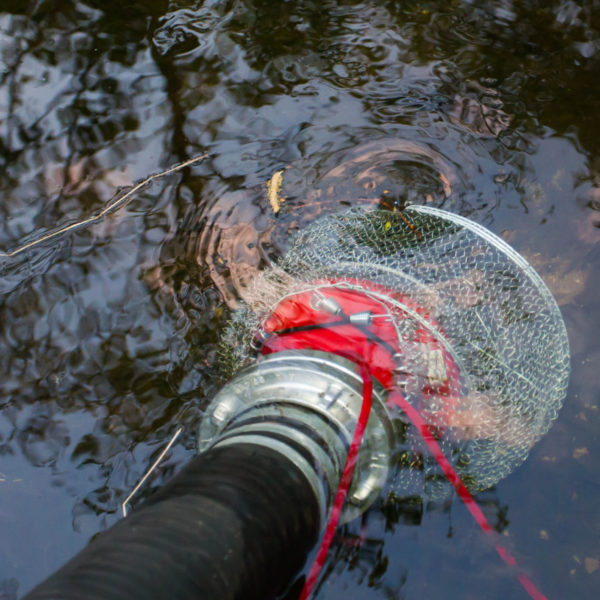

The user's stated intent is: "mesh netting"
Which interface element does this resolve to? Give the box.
[218,205,570,498]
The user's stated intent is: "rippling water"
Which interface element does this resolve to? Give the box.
[1,1,599,598]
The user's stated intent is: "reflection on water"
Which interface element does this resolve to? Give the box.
[0,1,599,598]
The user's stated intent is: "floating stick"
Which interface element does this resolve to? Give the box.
[0,153,208,258]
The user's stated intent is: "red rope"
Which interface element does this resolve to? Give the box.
[387,390,548,600]
[260,285,547,600]
[299,362,373,600]
[296,373,546,600]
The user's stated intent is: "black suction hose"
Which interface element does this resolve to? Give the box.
[23,443,321,600]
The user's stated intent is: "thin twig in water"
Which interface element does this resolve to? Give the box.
[121,426,183,518]
[0,153,208,259]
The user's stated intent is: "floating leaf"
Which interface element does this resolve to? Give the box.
[267,170,285,214]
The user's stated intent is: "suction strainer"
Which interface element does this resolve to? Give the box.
[219,205,570,498]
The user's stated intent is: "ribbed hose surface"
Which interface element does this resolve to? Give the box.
[23,443,321,600]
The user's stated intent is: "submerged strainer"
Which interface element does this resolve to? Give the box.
[218,204,570,498]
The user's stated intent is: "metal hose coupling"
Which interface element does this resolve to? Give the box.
[198,350,394,523]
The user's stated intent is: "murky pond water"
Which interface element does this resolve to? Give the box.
[1,1,599,598]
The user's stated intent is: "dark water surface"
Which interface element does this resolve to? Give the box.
[1,1,599,598]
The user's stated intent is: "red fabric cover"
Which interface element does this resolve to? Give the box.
[260,279,458,394]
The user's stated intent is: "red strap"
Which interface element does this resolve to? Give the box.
[260,290,547,599]
[387,391,548,600]
[299,362,373,600]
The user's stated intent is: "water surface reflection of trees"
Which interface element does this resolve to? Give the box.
[0,1,598,599]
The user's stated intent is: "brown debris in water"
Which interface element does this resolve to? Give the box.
[267,169,286,214]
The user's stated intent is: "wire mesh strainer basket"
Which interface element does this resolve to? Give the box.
[219,205,570,498]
